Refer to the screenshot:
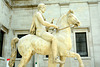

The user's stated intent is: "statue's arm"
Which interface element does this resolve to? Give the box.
[30,18,35,33]
[36,13,58,28]
[30,21,33,31]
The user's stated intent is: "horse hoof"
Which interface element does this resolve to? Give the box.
[54,59,65,64]
[79,64,84,67]
[59,61,65,64]
[55,61,65,64]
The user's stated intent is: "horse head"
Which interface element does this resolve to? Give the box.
[67,10,80,27]
[57,10,80,30]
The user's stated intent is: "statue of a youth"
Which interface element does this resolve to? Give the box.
[30,3,64,64]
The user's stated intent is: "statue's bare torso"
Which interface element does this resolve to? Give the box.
[34,12,46,35]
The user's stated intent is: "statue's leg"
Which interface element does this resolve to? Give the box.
[52,37,58,63]
[65,51,84,67]
[41,32,64,64]
[18,51,34,67]
[59,56,66,67]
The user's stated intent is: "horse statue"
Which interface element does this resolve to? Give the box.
[9,10,84,67]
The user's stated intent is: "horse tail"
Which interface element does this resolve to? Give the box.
[9,37,19,67]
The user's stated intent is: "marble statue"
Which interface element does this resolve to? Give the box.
[9,3,84,67]
[30,3,64,64]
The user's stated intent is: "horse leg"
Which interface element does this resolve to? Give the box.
[25,51,36,64]
[65,51,84,67]
[59,56,66,67]
[48,54,57,67]
[18,51,34,67]
[18,57,26,67]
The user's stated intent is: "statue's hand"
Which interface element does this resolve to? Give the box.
[30,29,33,33]
[53,25,58,29]
[51,19,54,24]
[55,25,58,29]
[30,28,34,34]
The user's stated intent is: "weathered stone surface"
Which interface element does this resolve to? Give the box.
[0,0,10,28]
[0,0,11,67]
[11,8,34,29]
[0,0,100,67]
[89,4,100,67]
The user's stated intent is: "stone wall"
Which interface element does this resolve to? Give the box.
[11,1,95,67]
[0,0,11,67]
[89,3,100,67]
[0,0,100,67]
[0,0,10,28]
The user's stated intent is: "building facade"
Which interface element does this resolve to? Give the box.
[0,0,100,67]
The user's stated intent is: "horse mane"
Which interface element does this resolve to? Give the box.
[57,14,67,25]
[57,10,74,25]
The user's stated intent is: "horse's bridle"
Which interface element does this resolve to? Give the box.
[57,24,74,31]
[57,13,79,31]
[50,14,78,32]
[57,14,76,31]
